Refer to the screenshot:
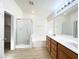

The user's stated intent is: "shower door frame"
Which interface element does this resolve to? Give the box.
[16,19,32,48]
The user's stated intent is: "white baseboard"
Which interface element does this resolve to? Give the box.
[16,44,32,48]
[16,41,46,48]
[32,41,46,48]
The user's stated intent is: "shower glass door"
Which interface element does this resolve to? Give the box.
[16,19,32,48]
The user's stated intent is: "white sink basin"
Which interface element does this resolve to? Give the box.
[66,42,78,50]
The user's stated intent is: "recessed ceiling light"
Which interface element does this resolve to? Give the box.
[63,13,66,15]
[32,11,35,13]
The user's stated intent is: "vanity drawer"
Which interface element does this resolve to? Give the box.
[46,36,51,52]
[50,39,57,51]
[50,38,58,59]
[51,43,57,51]
[46,36,50,40]
[51,52,57,59]
[51,39,57,45]
[51,47,57,57]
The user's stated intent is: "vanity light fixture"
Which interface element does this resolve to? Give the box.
[56,0,76,14]
[61,7,63,10]
[29,1,34,5]
[68,2,71,5]
[72,0,75,2]
[64,5,67,7]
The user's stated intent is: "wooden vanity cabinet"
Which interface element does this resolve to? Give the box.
[46,36,78,59]
[46,36,51,52]
[50,39,58,59]
[58,43,78,59]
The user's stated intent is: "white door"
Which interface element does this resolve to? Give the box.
[16,19,32,48]
[0,0,4,58]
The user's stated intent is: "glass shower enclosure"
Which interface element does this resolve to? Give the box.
[16,19,33,48]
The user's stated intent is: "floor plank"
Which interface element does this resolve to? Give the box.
[2,48,52,59]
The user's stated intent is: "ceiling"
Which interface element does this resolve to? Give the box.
[15,0,56,18]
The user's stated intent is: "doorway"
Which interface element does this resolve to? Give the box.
[4,12,11,53]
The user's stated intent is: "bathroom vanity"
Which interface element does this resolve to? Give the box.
[46,35,78,59]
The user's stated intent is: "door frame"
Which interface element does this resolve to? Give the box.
[4,11,16,50]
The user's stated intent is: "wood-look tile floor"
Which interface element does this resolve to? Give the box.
[2,48,52,59]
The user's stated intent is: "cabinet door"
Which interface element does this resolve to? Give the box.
[50,39,58,59]
[58,44,78,59]
[46,36,50,52]
[58,48,71,59]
